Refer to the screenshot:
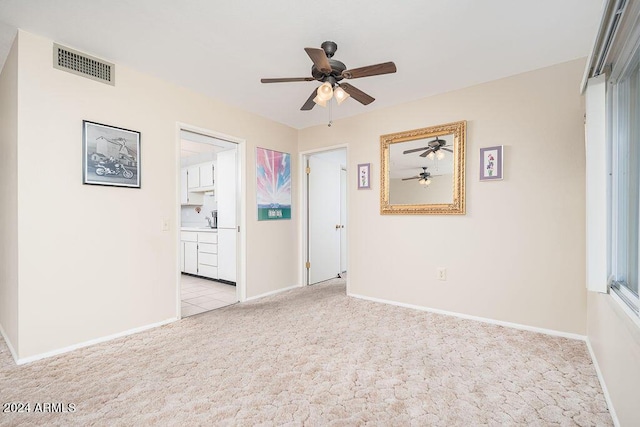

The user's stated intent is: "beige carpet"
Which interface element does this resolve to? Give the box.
[0,279,612,426]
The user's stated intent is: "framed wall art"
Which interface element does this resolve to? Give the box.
[83,121,141,188]
[256,147,291,220]
[479,145,503,181]
[358,163,371,189]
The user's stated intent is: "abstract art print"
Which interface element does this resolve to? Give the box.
[256,147,291,220]
[479,145,503,181]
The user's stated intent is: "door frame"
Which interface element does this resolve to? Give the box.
[298,144,349,292]
[175,122,247,319]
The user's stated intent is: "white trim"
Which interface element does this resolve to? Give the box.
[15,318,178,365]
[244,284,301,302]
[586,337,620,427]
[0,322,19,363]
[348,293,587,341]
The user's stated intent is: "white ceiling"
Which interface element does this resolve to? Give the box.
[0,0,604,130]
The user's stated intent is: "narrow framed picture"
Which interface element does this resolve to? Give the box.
[358,163,371,189]
[256,147,291,220]
[82,120,141,188]
[479,145,503,181]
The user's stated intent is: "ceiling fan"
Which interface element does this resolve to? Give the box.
[260,41,397,110]
[402,137,452,159]
[402,167,439,185]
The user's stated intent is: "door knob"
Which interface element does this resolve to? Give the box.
[335,224,341,229]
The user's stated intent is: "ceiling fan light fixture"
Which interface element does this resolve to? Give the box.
[317,82,333,101]
[436,150,445,160]
[313,95,327,107]
[424,178,432,186]
[334,86,350,105]
[427,151,435,160]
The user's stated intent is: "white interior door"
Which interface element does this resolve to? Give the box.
[308,156,341,284]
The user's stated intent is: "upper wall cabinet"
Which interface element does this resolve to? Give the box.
[181,168,204,205]
[186,161,215,192]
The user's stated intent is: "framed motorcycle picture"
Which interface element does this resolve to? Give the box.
[82,120,141,188]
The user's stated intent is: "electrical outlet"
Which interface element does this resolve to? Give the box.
[437,268,447,281]
[162,218,170,231]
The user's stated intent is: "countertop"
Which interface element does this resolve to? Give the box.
[181,227,217,232]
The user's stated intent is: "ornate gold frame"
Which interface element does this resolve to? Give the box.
[380,120,466,215]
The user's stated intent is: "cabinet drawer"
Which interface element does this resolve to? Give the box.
[198,264,218,279]
[198,252,218,266]
[199,243,217,254]
[198,232,218,244]
[181,231,198,242]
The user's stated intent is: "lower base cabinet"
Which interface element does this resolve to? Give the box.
[180,231,218,279]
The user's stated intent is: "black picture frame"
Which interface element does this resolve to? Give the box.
[82,120,141,188]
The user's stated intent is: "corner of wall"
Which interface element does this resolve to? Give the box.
[0,30,20,359]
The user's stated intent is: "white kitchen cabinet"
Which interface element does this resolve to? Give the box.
[180,169,189,205]
[181,232,198,275]
[197,232,218,279]
[181,230,219,279]
[183,241,198,275]
[199,162,215,189]
[187,165,200,189]
[181,167,205,205]
[217,228,236,282]
[185,162,215,192]
[217,149,237,283]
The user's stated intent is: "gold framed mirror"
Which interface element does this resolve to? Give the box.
[380,120,466,215]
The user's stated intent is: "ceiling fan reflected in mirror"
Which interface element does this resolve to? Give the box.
[402,137,452,160]
[402,167,440,186]
[260,41,397,110]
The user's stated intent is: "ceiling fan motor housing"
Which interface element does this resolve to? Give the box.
[311,41,346,84]
[312,60,346,82]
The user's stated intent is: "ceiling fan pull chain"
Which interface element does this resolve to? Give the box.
[328,98,333,127]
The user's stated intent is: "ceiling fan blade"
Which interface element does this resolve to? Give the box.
[304,47,332,74]
[300,88,317,111]
[402,176,420,181]
[403,147,429,155]
[340,83,375,105]
[442,147,453,153]
[342,61,397,79]
[261,77,315,83]
[419,148,435,158]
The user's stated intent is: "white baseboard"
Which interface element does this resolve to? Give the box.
[15,317,178,365]
[348,293,587,341]
[585,338,620,427]
[0,322,19,363]
[244,284,302,302]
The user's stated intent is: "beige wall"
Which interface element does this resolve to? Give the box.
[13,31,298,359]
[0,33,19,354]
[299,58,587,334]
[588,293,640,426]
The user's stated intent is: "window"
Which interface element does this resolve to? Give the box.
[610,42,640,314]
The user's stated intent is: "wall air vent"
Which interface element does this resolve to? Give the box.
[53,43,114,86]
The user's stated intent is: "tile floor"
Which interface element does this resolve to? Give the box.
[181,274,237,317]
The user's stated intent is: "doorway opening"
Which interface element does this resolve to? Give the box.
[178,128,241,317]
[301,147,348,287]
